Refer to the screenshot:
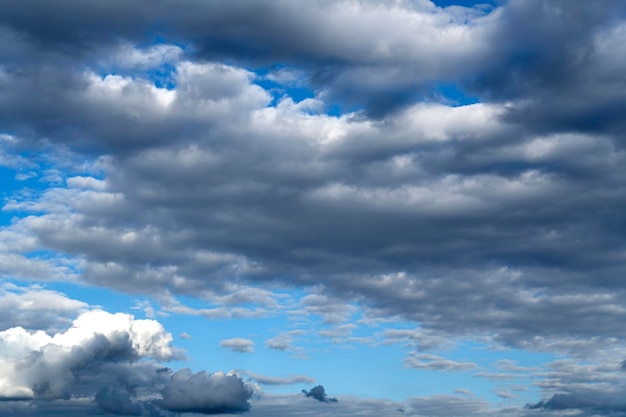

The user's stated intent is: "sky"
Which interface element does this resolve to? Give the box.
[1,0,626,416]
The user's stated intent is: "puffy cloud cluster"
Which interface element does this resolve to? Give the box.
[0,309,176,401]
[0,294,256,416]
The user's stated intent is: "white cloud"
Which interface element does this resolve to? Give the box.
[220,337,255,353]
[0,309,178,400]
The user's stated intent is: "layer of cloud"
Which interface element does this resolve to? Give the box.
[242,371,315,386]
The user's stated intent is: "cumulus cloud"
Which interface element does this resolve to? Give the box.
[0,309,177,401]
[302,385,338,403]
[156,368,254,414]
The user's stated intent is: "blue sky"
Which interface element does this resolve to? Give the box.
[1,0,626,416]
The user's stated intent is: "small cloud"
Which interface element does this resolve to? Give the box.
[220,338,255,353]
[494,389,517,400]
[179,332,192,340]
[301,385,338,403]
[404,353,478,371]
[241,371,315,386]
[265,334,292,351]
[454,388,473,396]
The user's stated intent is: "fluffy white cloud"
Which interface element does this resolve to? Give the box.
[0,309,177,400]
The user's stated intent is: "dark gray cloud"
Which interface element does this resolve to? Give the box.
[527,392,626,416]
[302,385,337,403]
[95,387,142,416]
[0,0,485,117]
[156,369,253,414]
[465,0,626,136]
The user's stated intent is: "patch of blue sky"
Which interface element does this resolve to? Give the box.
[145,62,178,90]
[431,83,480,107]
[167,304,507,402]
[253,65,315,108]
[0,166,43,225]
[93,59,178,90]
[32,278,552,405]
[91,37,185,90]
[431,0,500,9]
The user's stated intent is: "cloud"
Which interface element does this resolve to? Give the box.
[265,331,305,352]
[526,392,626,415]
[407,395,503,417]
[265,334,293,351]
[302,385,338,403]
[382,328,452,351]
[94,387,142,416]
[0,284,87,332]
[249,393,407,417]
[301,293,357,324]
[2,1,626,415]
[404,353,478,372]
[156,368,253,414]
[3,35,626,358]
[220,338,255,353]
[318,324,357,339]
[0,309,178,401]
[242,371,315,386]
